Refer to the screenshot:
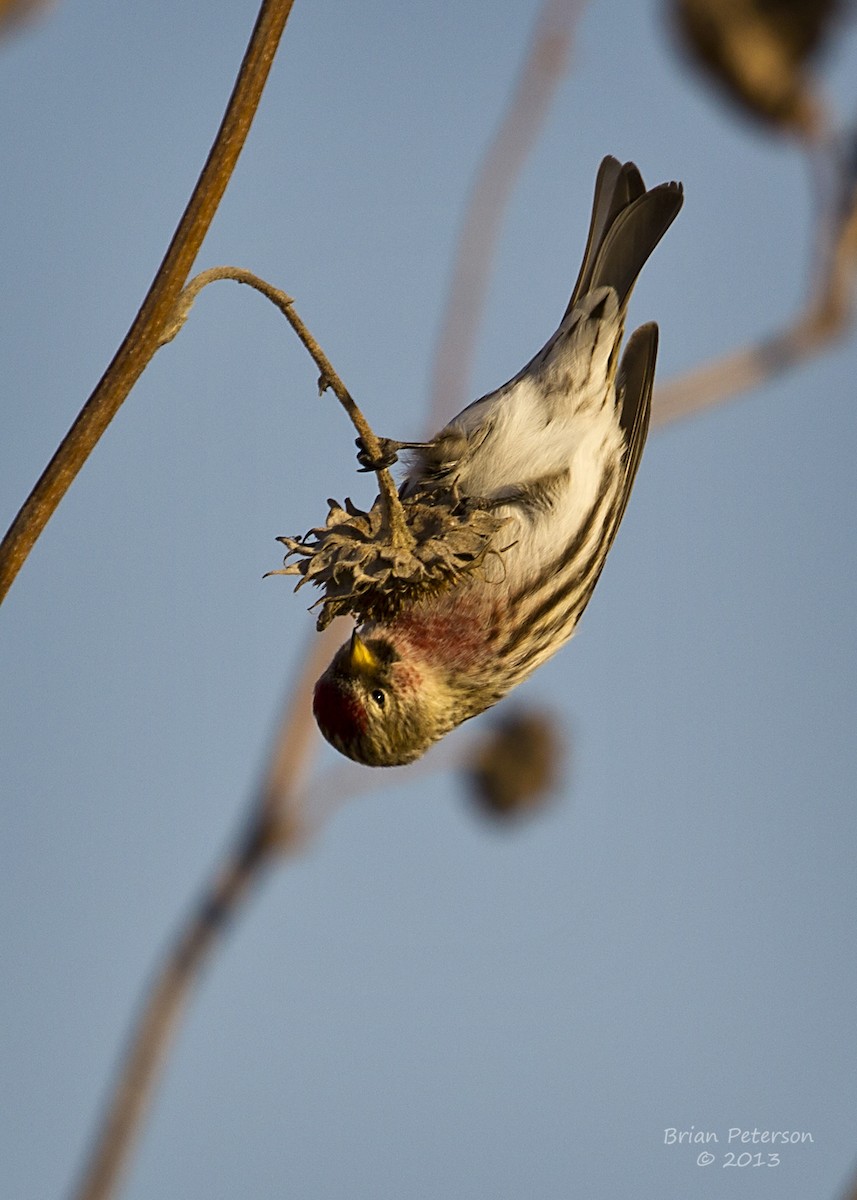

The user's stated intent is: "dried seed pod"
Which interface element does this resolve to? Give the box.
[466,709,563,820]
[270,485,511,631]
[670,0,846,136]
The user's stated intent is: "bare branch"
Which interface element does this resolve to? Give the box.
[166,267,413,551]
[838,1160,857,1200]
[653,153,857,428]
[427,0,585,430]
[68,611,354,1200]
[70,817,274,1200]
[0,0,297,605]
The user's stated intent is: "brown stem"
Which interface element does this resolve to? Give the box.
[653,158,857,428]
[68,608,352,1200]
[0,0,297,606]
[69,814,275,1200]
[167,266,415,550]
[427,0,583,430]
[652,310,842,428]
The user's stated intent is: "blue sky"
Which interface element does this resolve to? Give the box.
[2,2,857,1198]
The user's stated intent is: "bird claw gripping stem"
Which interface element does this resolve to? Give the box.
[267,485,510,631]
[354,435,429,473]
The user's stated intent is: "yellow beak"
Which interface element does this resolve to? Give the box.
[349,629,380,674]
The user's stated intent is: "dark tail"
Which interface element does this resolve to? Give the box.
[564,157,683,319]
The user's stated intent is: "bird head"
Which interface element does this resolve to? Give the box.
[313,628,452,766]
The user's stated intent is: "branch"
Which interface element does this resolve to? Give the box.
[68,608,354,1200]
[69,816,274,1200]
[427,0,584,429]
[165,267,413,550]
[0,0,297,605]
[67,611,492,1200]
[653,151,857,428]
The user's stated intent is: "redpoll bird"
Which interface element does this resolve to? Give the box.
[313,156,683,766]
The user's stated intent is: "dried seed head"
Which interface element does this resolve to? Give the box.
[670,0,843,137]
[269,485,511,630]
[466,709,563,819]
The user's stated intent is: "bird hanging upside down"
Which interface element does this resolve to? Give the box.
[312,156,683,766]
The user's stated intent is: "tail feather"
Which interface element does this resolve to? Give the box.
[564,157,683,319]
[567,158,644,310]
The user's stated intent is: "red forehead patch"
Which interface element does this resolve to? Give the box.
[313,678,367,742]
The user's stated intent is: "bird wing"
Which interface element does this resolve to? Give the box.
[552,321,659,627]
[612,320,658,531]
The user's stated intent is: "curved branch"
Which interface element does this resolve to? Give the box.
[69,816,275,1200]
[166,267,412,547]
[651,306,847,428]
[68,607,352,1200]
[427,0,584,430]
[0,0,296,605]
[653,154,857,427]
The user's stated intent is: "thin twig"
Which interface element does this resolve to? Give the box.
[652,308,843,427]
[69,816,275,1200]
[653,155,857,427]
[0,0,296,606]
[427,0,584,430]
[165,267,414,550]
[69,610,351,1200]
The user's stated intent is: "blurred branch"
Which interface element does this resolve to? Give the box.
[656,0,857,426]
[0,0,296,605]
[653,156,857,427]
[0,0,54,38]
[838,1160,857,1200]
[71,676,559,1200]
[427,0,584,429]
[69,611,349,1200]
[70,818,274,1200]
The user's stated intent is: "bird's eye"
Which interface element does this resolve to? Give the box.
[370,688,386,707]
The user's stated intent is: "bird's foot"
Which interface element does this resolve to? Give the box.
[355,436,428,472]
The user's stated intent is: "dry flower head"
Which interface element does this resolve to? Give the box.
[269,485,511,630]
[466,709,563,819]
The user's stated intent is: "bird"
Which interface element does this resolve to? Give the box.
[312,156,683,766]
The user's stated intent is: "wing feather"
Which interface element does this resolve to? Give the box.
[614,321,658,528]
